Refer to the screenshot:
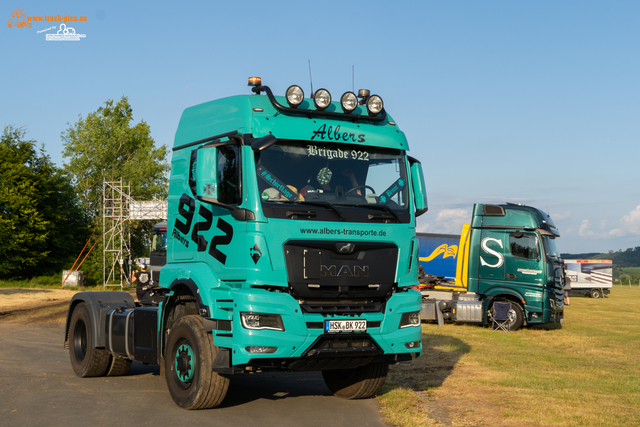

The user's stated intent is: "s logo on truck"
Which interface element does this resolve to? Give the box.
[480,237,504,268]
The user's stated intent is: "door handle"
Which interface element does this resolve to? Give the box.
[506,273,516,279]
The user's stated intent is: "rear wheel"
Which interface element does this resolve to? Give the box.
[165,315,229,409]
[322,362,389,399]
[68,303,110,377]
[106,356,132,376]
[590,289,602,299]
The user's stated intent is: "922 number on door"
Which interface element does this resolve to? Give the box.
[173,193,233,265]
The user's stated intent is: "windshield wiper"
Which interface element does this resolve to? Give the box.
[346,204,400,223]
[295,200,345,221]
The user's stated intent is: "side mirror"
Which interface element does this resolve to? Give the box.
[195,147,219,200]
[409,156,428,217]
[252,135,277,152]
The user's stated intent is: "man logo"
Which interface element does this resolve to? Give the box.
[336,242,355,253]
[320,265,369,277]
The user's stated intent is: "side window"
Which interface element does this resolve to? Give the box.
[218,145,241,205]
[509,233,539,259]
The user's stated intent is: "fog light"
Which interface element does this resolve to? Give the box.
[366,94,383,115]
[404,341,421,349]
[246,346,278,353]
[399,311,421,328]
[340,92,358,113]
[313,88,331,110]
[286,85,304,107]
[240,312,285,331]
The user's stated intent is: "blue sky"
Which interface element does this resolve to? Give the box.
[3,0,639,254]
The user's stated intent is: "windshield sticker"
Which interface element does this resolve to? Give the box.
[257,165,299,201]
[311,124,365,143]
[307,145,369,161]
[378,178,406,204]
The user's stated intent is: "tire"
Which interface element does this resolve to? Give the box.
[507,302,524,331]
[165,315,229,409]
[322,362,389,399]
[68,302,110,377]
[590,289,602,299]
[106,355,132,376]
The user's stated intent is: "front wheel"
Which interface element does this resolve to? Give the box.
[165,315,229,409]
[590,289,602,299]
[68,302,110,377]
[322,362,389,399]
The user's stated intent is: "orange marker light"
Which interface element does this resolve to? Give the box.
[248,77,262,87]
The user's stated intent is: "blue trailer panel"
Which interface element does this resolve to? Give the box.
[417,233,460,279]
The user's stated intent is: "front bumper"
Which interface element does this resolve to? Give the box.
[209,287,422,368]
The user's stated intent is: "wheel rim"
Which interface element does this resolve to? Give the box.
[72,319,87,362]
[173,340,195,385]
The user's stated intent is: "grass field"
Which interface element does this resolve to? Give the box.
[620,267,640,275]
[379,286,640,426]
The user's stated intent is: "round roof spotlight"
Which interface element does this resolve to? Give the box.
[366,95,384,116]
[285,85,304,107]
[340,92,358,113]
[313,88,332,110]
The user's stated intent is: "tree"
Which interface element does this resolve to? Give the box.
[62,96,169,215]
[0,126,90,278]
[61,97,170,284]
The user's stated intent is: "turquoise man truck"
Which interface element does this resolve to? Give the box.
[65,77,428,409]
[419,203,565,330]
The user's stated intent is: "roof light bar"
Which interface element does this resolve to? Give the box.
[313,88,331,110]
[285,85,304,107]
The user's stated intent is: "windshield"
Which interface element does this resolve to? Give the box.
[542,235,560,260]
[255,140,409,222]
[151,231,167,252]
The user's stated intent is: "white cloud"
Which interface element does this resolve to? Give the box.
[417,208,469,234]
[609,205,640,237]
[579,219,595,237]
[552,211,571,221]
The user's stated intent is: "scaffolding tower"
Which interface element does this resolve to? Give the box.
[102,179,168,290]
[103,179,132,290]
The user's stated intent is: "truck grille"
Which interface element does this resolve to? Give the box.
[283,240,398,314]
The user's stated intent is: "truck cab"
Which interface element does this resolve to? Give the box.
[420,203,564,330]
[65,78,428,409]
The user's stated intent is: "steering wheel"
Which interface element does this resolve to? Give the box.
[344,185,376,196]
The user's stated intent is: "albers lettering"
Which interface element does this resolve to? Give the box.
[311,124,365,143]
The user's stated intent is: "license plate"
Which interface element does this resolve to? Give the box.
[325,319,367,333]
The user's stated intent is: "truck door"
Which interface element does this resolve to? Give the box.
[504,231,544,296]
[171,140,248,280]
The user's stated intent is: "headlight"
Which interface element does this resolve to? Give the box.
[340,92,358,113]
[399,311,421,328]
[286,85,304,107]
[366,94,383,115]
[240,312,285,331]
[313,88,331,110]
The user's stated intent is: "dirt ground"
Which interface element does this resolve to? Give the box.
[0,288,520,427]
[0,288,136,324]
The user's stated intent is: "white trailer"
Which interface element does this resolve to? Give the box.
[563,260,612,298]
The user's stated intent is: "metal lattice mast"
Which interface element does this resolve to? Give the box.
[103,179,133,290]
